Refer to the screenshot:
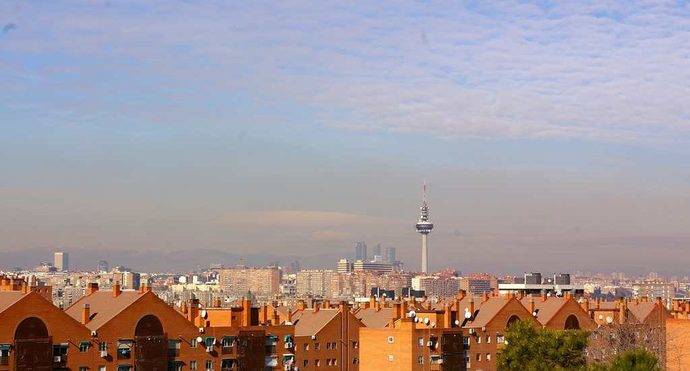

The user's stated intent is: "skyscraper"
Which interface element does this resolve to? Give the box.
[415,183,433,273]
[372,243,382,258]
[385,247,397,264]
[54,251,69,272]
[97,260,110,273]
[354,241,368,261]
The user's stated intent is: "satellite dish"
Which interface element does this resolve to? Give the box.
[464,310,472,319]
[196,336,203,344]
[424,318,430,324]
[200,310,208,319]
[454,320,460,325]
[598,314,603,320]
[606,316,613,324]
[409,310,416,318]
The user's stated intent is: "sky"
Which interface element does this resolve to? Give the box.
[1,1,690,274]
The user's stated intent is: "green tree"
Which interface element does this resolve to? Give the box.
[497,320,590,371]
[605,348,660,371]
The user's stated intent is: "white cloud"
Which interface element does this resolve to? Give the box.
[1,1,689,141]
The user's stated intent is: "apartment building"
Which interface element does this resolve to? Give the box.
[218,266,281,300]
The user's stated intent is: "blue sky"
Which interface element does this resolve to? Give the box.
[1,1,690,273]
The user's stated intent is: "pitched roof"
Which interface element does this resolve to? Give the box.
[0,292,27,313]
[464,297,512,328]
[520,296,569,326]
[627,301,657,323]
[64,290,145,330]
[294,309,339,336]
[354,307,394,328]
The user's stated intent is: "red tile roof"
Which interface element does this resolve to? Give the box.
[64,290,145,330]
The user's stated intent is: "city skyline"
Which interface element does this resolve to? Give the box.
[2,1,690,274]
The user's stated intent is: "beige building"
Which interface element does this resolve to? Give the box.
[219,266,281,300]
[296,270,335,298]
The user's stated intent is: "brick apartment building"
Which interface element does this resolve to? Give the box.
[0,274,675,371]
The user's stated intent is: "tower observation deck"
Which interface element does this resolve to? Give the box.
[415,183,434,274]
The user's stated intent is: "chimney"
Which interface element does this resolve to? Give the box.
[112,283,121,297]
[188,299,199,323]
[369,296,376,309]
[338,301,348,314]
[581,298,589,313]
[87,282,99,295]
[530,298,536,315]
[323,299,331,309]
[618,298,627,325]
[242,298,252,326]
[394,303,403,320]
[260,305,268,325]
[482,292,489,303]
[541,291,547,302]
[443,303,452,328]
[82,304,91,324]
[457,290,466,300]
[297,300,307,311]
[469,296,475,315]
[596,298,601,309]
[313,304,320,313]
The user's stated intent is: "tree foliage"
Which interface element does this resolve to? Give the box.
[497,319,589,371]
[496,319,661,371]
[605,348,660,371]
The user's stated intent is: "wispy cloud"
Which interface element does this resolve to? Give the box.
[1,1,689,142]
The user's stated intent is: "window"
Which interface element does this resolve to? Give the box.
[168,340,181,357]
[99,342,107,352]
[417,355,424,364]
[477,336,481,344]
[98,366,106,371]
[330,342,337,349]
[79,341,90,352]
[476,353,482,362]
[221,358,236,370]
[303,360,309,367]
[304,343,309,351]
[314,342,320,350]
[205,337,215,348]
[387,355,394,362]
[0,344,10,364]
[418,337,424,346]
[190,361,197,370]
[117,341,132,359]
[79,367,89,371]
[352,357,359,364]
[117,366,132,371]
[486,335,491,343]
[221,336,235,348]
[487,353,492,361]
[205,360,213,371]
[352,341,358,349]
[53,343,68,362]
[314,359,320,367]
[191,338,198,348]
[497,335,505,344]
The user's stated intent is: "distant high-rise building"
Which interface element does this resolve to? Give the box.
[97,260,109,273]
[372,243,382,258]
[354,241,368,261]
[385,247,397,264]
[121,271,141,290]
[54,251,69,272]
[415,183,433,273]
